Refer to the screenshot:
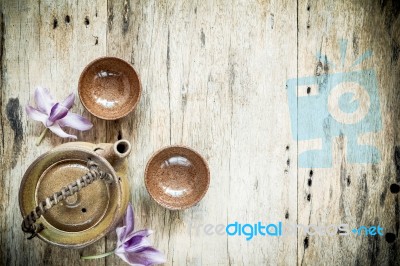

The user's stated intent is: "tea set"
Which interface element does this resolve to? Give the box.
[19,57,210,248]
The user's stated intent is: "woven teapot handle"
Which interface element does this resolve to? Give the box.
[21,160,114,240]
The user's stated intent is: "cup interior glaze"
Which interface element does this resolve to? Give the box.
[78,57,141,120]
[145,146,210,210]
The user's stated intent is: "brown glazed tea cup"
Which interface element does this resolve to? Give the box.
[145,146,210,210]
[78,57,141,120]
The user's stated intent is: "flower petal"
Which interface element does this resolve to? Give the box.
[26,106,48,124]
[116,226,127,247]
[35,87,54,114]
[61,93,75,109]
[116,247,166,266]
[114,252,133,265]
[124,204,135,237]
[116,204,135,247]
[58,112,93,131]
[124,229,153,244]
[47,103,69,126]
[122,237,151,253]
[48,123,77,139]
[122,234,152,253]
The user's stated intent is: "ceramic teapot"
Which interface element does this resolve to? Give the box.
[19,140,131,248]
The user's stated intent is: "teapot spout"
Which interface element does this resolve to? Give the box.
[100,139,131,169]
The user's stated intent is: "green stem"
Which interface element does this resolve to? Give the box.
[81,250,115,260]
[36,127,48,146]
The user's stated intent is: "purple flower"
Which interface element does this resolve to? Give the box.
[26,87,92,141]
[81,204,166,266]
[115,204,166,266]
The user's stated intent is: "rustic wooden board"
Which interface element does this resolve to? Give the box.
[297,0,400,265]
[0,0,399,265]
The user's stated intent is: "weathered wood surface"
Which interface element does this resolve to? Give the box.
[0,0,399,265]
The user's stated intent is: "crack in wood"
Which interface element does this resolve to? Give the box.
[122,0,130,34]
[108,5,114,31]
[5,98,23,168]
[167,28,172,144]
[0,12,5,152]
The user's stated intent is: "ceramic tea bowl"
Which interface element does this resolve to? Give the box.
[78,57,141,120]
[145,146,210,210]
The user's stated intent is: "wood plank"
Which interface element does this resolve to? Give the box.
[1,0,398,265]
[0,0,107,265]
[297,0,400,265]
[106,0,297,265]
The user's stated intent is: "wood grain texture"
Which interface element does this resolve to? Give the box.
[0,0,398,265]
[297,0,400,265]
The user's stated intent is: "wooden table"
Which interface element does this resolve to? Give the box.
[1,0,400,265]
